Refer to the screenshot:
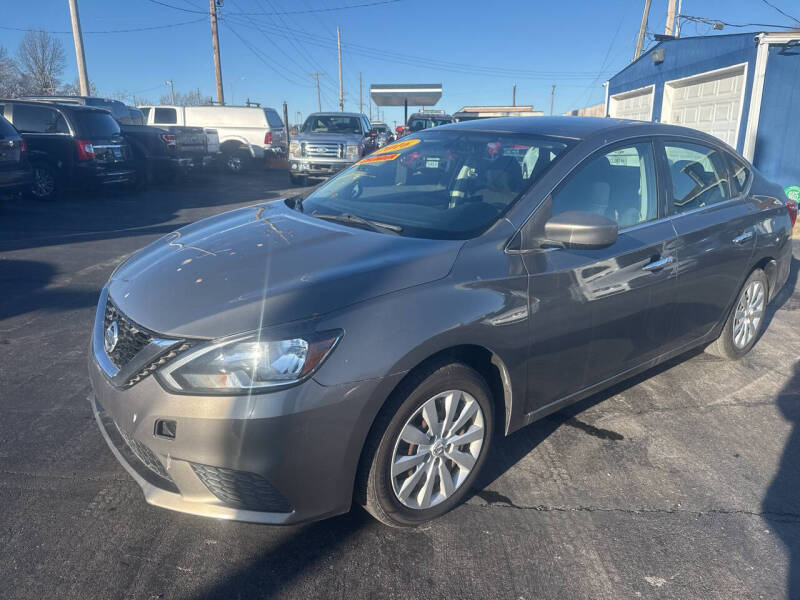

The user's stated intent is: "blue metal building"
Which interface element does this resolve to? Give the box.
[605,32,799,189]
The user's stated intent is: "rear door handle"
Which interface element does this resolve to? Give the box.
[732,231,754,244]
[642,256,675,272]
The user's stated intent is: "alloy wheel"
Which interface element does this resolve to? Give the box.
[733,279,765,349]
[226,154,243,173]
[390,389,485,510]
[32,167,55,198]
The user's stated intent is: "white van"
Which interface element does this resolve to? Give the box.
[138,105,287,173]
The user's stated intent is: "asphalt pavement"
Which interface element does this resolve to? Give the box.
[1,169,798,600]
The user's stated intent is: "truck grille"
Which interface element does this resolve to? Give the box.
[191,463,292,513]
[104,300,152,370]
[303,142,342,158]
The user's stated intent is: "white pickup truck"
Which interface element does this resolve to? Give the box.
[138,105,287,173]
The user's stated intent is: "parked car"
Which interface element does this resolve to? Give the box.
[88,117,793,527]
[0,99,136,199]
[406,112,454,134]
[138,105,285,173]
[0,112,32,196]
[24,97,215,184]
[288,112,377,185]
[370,121,394,148]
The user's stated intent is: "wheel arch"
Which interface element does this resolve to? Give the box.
[753,256,778,300]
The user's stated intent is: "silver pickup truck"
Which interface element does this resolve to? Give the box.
[288,112,378,185]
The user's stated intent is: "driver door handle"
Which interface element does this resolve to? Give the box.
[642,256,675,272]
[732,231,754,244]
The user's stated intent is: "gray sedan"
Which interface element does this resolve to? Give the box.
[88,117,794,527]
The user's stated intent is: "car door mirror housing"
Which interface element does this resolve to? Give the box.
[543,211,618,249]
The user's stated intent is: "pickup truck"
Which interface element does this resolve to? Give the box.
[23,96,216,185]
[138,104,286,173]
[288,112,377,185]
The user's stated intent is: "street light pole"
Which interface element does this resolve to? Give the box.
[165,80,175,104]
[337,26,344,112]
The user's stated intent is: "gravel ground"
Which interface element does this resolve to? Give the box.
[1,170,798,600]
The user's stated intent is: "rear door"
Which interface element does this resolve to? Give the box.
[73,110,131,170]
[660,137,755,347]
[522,140,678,412]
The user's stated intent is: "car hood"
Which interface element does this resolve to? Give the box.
[292,132,363,145]
[108,200,462,339]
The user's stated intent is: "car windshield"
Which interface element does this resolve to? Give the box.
[408,117,452,132]
[300,131,571,240]
[302,115,362,134]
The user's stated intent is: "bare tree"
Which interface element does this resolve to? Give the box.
[16,30,66,95]
[0,45,23,97]
[59,78,97,96]
[159,90,214,106]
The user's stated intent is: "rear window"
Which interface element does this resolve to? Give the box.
[121,109,145,126]
[727,154,751,196]
[265,109,284,128]
[12,104,69,134]
[140,107,151,121]
[154,108,177,124]
[74,111,121,138]
[0,114,18,137]
[86,98,129,121]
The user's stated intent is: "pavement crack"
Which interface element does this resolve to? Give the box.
[467,495,800,522]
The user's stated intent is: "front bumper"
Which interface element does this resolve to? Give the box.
[289,158,352,178]
[87,303,399,524]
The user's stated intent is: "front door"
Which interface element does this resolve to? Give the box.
[660,139,756,348]
[521,140,678,415]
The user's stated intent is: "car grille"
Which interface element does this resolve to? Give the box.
[116,422,173,483]
[191,463,292,513]
[104,300,152,370]
[303,142,342,158]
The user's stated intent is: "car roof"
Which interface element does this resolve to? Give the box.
[307,112,365,118]
[409,113,452,119]
[0,98,111,113]
[436,116,718,141]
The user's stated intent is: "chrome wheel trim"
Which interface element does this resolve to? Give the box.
[227,154,243,173]
[32,167,55,198]
[390,389,485,510]
[733,279,765,349]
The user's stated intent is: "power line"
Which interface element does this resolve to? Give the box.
[145,0,406,16]
[760,0,800,26]
[0,18,206,34]
[678,14,799,30]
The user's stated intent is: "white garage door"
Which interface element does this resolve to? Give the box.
[661,63,747,147]
[608,85,654,121]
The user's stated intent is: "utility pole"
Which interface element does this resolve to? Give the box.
[512,83,516,107]
[165,80,175,104]
[283,101,290,146]
[550,84,555,115]
[665,0,677,36]
[209,0,225,105]
[309,72,322,111]
[337,26,344,112]
[359,72,363,114]
[67,0,90,96]
[633,0,652,61]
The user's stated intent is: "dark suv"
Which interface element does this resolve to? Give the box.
[0,100,136,199]
[0,113,32,196]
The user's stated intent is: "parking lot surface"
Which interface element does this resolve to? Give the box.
[1,172,798,599]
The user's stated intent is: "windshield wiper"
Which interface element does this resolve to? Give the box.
[311,211,403,234]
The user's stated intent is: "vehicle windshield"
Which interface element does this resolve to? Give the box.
[408,117,452,132]
[74,111,121,138]
[373,123,388,132]
[301,131,571,240]
[302,115,362,135]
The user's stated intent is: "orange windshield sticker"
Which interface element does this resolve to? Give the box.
[374,138,420,155]
[358,153,400,165]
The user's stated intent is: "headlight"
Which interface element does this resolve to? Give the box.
[289,140,300,156]
[345,144,360,160]
[158,331,340,394]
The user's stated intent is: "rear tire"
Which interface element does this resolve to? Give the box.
[28,163,60,200]
[225,149,251,174]
[706,269,768,360]
[356,362,493,527]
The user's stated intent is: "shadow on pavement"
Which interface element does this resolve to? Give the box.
[0,259,98,320]
[763,363,800,598]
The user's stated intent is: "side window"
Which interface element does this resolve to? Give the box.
[727,154,751,196]
[265,110,284,128]
[664,142,729,213]
[153,108,177,124]
[11,104,69,134]
[140,107,151,121]
[552,142,659,229]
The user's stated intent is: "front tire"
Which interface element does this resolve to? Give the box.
[707,269,768,360]
[357,362,493,527]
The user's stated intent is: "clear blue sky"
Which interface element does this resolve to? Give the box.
[2,0,797,126]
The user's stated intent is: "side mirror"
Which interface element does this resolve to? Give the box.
[543,211,618,249]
